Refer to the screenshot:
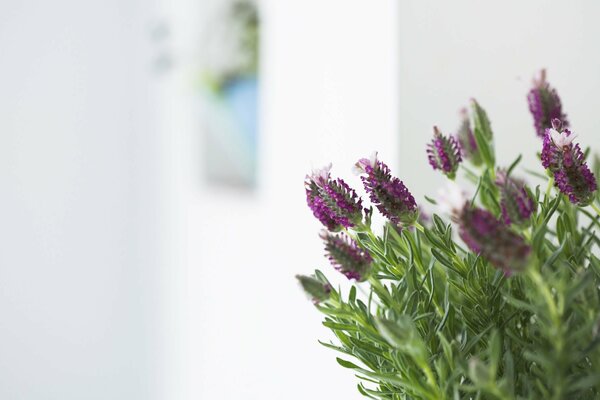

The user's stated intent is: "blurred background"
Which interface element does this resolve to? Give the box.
[1,0,600,399]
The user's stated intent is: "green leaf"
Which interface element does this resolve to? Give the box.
[336,357,360,369]
[356,383,378,399]
[568,374,600,394]
[432,214,447,235]
[436,283,451,333]
[565,271,594,305]
[542,240,565,270]
[468,357,491,386]
[374,316,427,362]
[349,285,357,304]
[506,154,523,177]
[488,330,501,377]
[471,99,495,169]
[431,248,463,276]
[503,344,515,397]
[337,357,428,394]
[424,195,438,205]
[323,321,360,331]
[532,196,561,252]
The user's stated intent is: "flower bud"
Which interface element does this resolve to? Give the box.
[354,152,418,226]
[456,108,483,166]
[427,126,462,179]
[305,164,364,231]
[495,170,536,226]
[321,231,372,281]
[296,275,331,304]
[458,205,531,274]
[541,121,597,206]
[527,69,568,138]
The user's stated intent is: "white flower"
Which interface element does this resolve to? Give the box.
[549,128,577,147]
[352,151,378,175]
[310,163,332,183]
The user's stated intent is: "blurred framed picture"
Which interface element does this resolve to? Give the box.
[200,0,259,189]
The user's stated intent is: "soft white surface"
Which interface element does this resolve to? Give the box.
[173,1,400,399]
[0,1,164,399]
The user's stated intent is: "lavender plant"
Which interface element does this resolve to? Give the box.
[297,71,600,399]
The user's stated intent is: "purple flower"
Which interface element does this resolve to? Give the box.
[495,170,536,226]
[296,275,332,304]
[305,164,364,231]
[527,69,568,138]
[456,108,482,166]
[354,152,418,226]
[541,119,597,206]
[458,205,531,275]
[427,126,462,179]
[321,231,372,281]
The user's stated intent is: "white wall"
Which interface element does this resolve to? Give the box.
[0,1,165,399]
[397,0,600,201]
[165,1,400,399]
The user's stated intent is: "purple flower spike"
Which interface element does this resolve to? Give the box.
[305,164,364,231]
[541,120,597,206]
[427,126,462,180]
[321,231,372,281]
[527,69,568,138]
[354,152,418,226]
[495,170,536,226]
[456,108,482,166]
[458,205,531,275]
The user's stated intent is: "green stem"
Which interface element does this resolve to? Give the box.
[590,202,600,219]
[545,177,554,200]
[527,268,565,400]
[414,221,425,233]
[488,166,497,183]
[528,269,559,325]
[419,362,442,398]
[461,164,481,182]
